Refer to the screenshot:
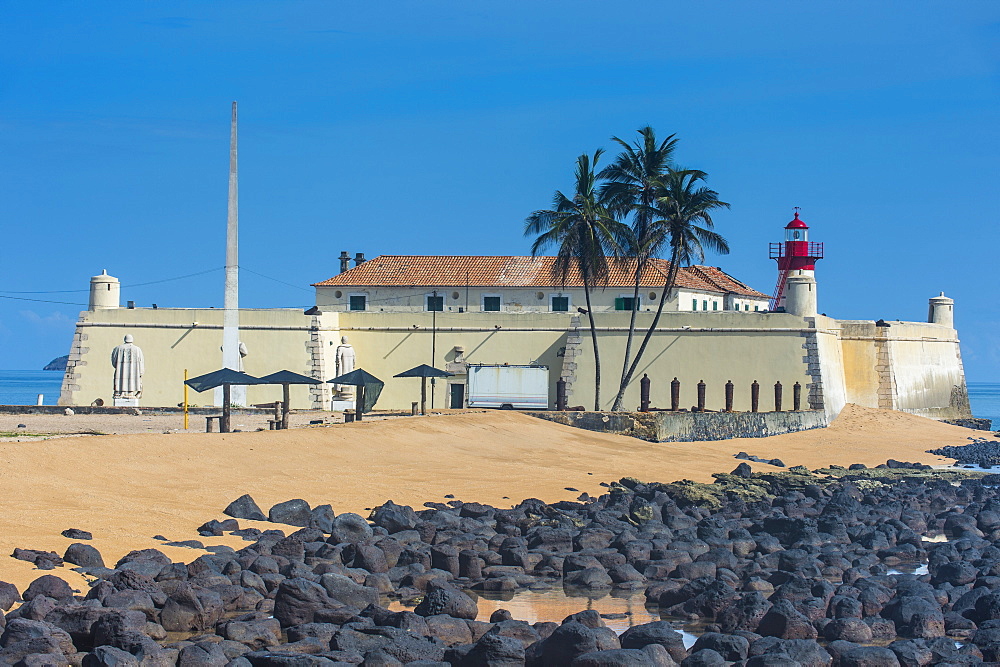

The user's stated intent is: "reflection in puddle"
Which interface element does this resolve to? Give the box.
[392,586,698,647]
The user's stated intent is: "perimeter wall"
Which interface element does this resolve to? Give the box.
[59,303,972,421]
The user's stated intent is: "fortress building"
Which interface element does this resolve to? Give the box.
[58,214,972,425]
[313,256,770,314]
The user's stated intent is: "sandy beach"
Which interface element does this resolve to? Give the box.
[0,405,985,593]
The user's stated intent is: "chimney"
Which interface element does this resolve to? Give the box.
[353,252,365,267]
[339,251,351,274]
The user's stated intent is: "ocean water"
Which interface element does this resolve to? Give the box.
[0,370,65,406]
[969,382,1000,430]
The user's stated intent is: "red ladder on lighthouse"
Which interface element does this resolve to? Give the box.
[769,210,823,312]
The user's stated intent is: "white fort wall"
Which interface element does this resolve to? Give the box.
[59,308,327,409]
[567,312,816,413]
[60,303,973,421]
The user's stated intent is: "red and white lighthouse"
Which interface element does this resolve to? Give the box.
[769,209,824,311]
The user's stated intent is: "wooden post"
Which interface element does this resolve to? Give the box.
[556,379,567,411]
[751,380,759,413]
[670,377,680,411]
[696,380,706,412]
[793,381,802,411]
[282,383,291,429]
[725,380,734,412]
[221,384,232,433]
[356,384,366,422]
[421,377,427,415]
[774,381,783,412]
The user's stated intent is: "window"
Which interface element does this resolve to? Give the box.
[754,305,760,311]
[426,294,444,311]
[713,301,718,311]
[551,295,570,312]
[482,294,501,312]
[745,304,750,311]
[702,300,708,311]
[692,299,698,311]
[616,296,639,311]
[348,294,367,311]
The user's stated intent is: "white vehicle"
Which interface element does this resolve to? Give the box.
[466,364,549,410]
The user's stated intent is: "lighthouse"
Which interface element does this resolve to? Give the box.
[768,209,824,311]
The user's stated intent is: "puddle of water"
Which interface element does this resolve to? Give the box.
[391,586,697,643]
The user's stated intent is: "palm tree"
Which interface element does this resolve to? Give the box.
[525,150,626,411]
[600,127,679,411]
[611,168,730,409]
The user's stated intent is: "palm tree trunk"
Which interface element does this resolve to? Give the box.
[617,244,681,404]
[612,260,643,411]
[583,272,601,411]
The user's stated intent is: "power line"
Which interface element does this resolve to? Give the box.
[0,294,89,306]
[241,267,314,293]
[0,267,225,295]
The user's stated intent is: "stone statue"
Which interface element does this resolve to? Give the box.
[335,336,356,398]
[111,335,144,405]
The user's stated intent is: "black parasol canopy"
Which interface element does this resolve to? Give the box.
[184,368,261,393]
[328,368,384,415]
[394,365,452,415]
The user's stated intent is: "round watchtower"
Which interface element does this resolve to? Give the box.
[928,292,954,327]
[89,270,120,310]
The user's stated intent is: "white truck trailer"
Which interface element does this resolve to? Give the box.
[466,364,550,410]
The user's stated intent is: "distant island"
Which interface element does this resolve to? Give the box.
[43,355,68,371]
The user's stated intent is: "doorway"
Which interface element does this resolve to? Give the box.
[449,383,465,409]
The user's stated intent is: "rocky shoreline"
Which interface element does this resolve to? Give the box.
[2,462,1000,665]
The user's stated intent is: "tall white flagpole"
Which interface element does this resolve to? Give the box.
[220,101,245,406]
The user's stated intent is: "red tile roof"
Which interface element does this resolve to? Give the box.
[313,256,768,298]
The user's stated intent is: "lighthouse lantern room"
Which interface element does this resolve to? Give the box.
[769,209,824,311]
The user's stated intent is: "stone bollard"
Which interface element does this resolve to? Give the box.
[793,382,802,411]
[671,377,680,411]
[556,379,568,411]
[640,374,651,412]
[774,381,783,412]
[725,380,734,412]
[751,380,760,413]
[697,380,706,412]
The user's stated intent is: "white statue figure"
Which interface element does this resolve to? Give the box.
[111,335,144,405]
[218,341,249,370]
[335,335,356,398]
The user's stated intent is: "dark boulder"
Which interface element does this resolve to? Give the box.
[414,581,478,621]
[64,543,105,568]
[272,578,334,627]
[691,633,749,661]
[525,621,620,666]
[269,499,313,527]
[0,582,20,611]
[310,505,335,533]
[456,631,525,665]
[331,513,374,544]
[319,573,379,609]
[370,501,419,533]
[159,583,224,633]
[82,645,141,666]
[755,599,817,639]
[224,494,267,521]
[619,621,688,663]
[22,576,74,602]
[572,645,674,666]
[61,529,92,540]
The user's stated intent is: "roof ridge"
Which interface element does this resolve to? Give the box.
[687,265,727,292]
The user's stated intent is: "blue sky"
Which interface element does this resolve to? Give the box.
[1,2,998,379]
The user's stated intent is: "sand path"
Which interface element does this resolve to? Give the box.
[0,404,984,593]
